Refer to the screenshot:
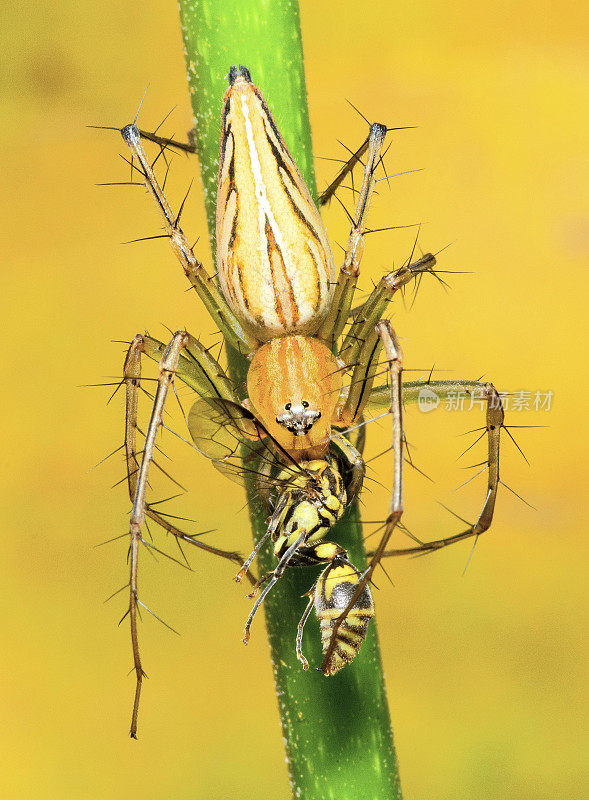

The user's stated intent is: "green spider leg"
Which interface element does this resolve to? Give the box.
[368,378,505,557]
[318,122,387,347]
[122,330,255,738]
[120,124,258,355]
[321,320,405,671]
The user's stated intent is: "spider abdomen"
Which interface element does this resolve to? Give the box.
[216,69,335,339]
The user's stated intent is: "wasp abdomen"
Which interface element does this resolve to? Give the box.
[314,558,374,676]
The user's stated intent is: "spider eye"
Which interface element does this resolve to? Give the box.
[302,400,309,408]
[285,402,292,411]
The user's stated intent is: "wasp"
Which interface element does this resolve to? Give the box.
[106,65,506,736]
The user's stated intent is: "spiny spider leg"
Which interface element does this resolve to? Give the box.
[120,125,257,354]
[318,121,416,206]
[318,123,387,346]
[330,433,366,502]
[137,127,197,154]
[123,331,252,738]
[340,252,437,368]
[367,379,504,557]
[319,134,371,206]
[124,333,253,566]
[126,331,186,738]
[321,321,404,672]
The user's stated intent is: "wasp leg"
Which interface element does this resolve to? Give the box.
[122,332,252,739]
[339,252,437,369]
[321,321,404,672]
[235,528,272,584]
[367,379,505,557]
[295,592,315,670]
[318,123,387,346]
[120,125,258,355]
[242,529,307,644]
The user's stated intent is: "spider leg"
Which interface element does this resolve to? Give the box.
[122,331,252,738]
[330,433,366,503]
[321,321,404,672]
[339,252,437,368]
[367,378,504,557]
[120,124,257,354]
[318,134,371,206]
[318,123,387,346]
[137,127,197,154]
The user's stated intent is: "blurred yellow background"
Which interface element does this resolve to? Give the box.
[1,0,587,798]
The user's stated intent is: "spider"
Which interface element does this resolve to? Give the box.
[107,65,505,737]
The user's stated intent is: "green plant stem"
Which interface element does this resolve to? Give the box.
[177,1,402,797]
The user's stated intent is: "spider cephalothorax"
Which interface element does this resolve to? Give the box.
[275,402,321,436]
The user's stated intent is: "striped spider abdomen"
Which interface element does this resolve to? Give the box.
[216,66,335,339]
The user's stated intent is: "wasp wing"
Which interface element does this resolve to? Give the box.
[187,397,304,492]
